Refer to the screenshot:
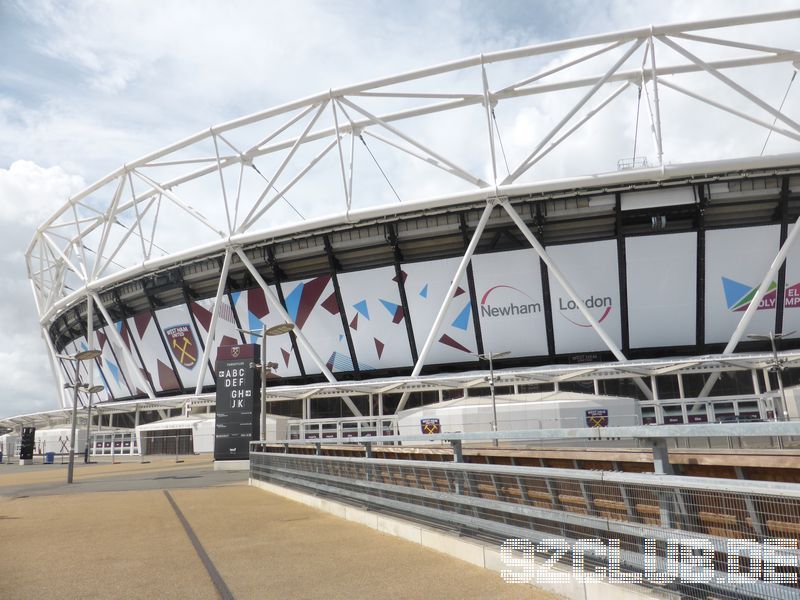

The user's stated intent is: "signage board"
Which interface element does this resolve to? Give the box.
[20,427,35,460]
[214,344,261,461]
[548,240,622,354]
[585,409,608,428]
[420,418,441,434]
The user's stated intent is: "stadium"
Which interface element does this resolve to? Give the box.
[4,9,797,431]
[4,10,800,598]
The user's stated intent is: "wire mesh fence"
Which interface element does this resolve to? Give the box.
[251,450,800,599]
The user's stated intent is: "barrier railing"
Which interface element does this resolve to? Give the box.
[251,449,800,599]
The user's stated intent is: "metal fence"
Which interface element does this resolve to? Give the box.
[251,449,800,599]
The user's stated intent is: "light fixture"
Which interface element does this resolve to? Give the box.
[59,349,102,483]
[236,322,295,439]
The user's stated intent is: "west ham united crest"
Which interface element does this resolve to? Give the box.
[585,408,609,428]
[164,324,197,369]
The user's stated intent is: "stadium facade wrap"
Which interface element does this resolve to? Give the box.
[20,10,800,424]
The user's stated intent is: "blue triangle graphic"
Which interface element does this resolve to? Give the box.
[248,312,263,344]
[452,302,472,331]
[116,321,123,333]
[353,300,370,320]
[420,284,428,299]
[230,291,241,306]
[722,277,752,310]
[98,370,110,393]
[105,359,121,384]
[284,282,304,323]
[380,299,399,315]
[339,334,344,342]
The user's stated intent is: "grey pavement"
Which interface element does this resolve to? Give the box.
[0,454,558,599]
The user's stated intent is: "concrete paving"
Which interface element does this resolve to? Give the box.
[0,455,560,599]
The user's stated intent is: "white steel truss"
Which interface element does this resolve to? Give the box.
[23,11,800,412]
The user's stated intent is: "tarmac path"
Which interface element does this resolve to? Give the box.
[0,456,559,599]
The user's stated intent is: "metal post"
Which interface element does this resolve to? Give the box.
[84,392,93,464]
[66,361,80,484]
[261,325,267,440]
[770,332,789,422]
[489,354,498,447]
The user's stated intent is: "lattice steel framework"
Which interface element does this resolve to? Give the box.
[25,10,800,410]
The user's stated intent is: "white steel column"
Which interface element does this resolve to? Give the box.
[193,247,233,396]
[90,292,155,399]
[700,213,800,396]
[234,248,363,417]
[86,295,95,390]
[396,200,495,413]
[648,30,664,165]
[500,199,652,398]
[42,327,69,408]
[412,201,494,376]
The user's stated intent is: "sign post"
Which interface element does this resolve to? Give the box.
[214,344,261,463]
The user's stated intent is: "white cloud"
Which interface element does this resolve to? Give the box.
[0,160,85,226]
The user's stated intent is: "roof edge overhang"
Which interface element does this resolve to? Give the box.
[39,151,800,325]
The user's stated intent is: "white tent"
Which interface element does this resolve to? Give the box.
[136,414,216,453]
[135,413,291,453]
[397,391,640,441]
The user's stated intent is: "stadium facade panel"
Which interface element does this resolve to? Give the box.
[47,167,800,408]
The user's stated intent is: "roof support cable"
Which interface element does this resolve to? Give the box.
[491,107,511,177]
[761,68,798,156]
[359,134,402,203]
[249,162,305,220]
[632,85,643,159]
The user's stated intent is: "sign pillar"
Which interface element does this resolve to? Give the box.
[214,344,261,462]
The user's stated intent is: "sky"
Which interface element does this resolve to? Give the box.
[1,0,798,419]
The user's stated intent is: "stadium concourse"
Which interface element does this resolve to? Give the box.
[4,9,800,600]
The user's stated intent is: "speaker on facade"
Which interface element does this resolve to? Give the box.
[20,426,35,460]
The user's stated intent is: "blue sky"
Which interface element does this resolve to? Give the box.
[0,0,798,418]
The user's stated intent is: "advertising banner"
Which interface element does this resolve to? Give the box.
[471,249,548,358]
[106,320,150,396]
[63,337,113,403]
[626,232,697,348]
[126,311,181,392]
[190,296,244,365]
[403,257,478,364]
[231,287,302,378]
[155,304,215,390]
[337,266,414,370]
[214,344,260,461]
[279,276,353,374]
[705,225,779,343]
[93,327,133,399]
[547,239,622,354]
[777,223,800,340]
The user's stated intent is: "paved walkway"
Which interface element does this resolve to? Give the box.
[0,456,558,599]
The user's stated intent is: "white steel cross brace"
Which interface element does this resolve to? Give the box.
[234,248,363,417]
